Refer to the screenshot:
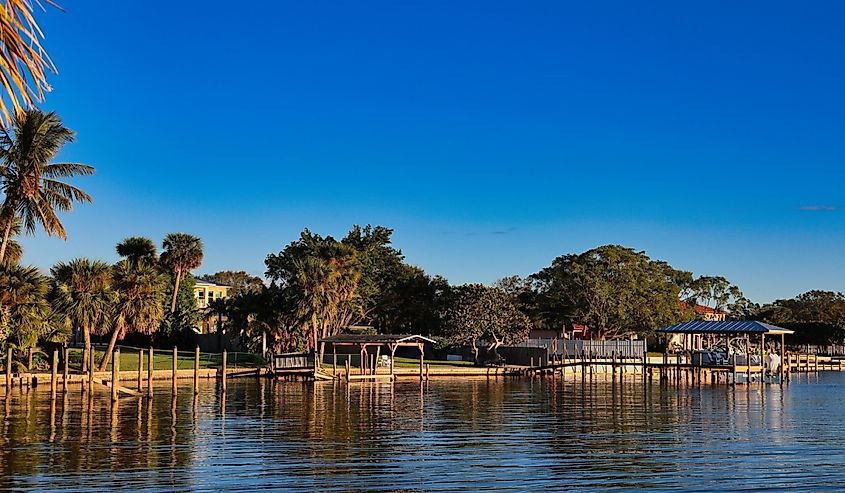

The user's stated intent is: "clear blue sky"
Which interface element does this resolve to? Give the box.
[19,0,845,303]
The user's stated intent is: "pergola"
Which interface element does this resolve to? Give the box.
[658,320,794,380]
[319,334,435,378]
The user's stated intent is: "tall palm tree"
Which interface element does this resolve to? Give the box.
[0,216,21,264]
[116,236,158,267]
[293,247,362,356]
[0,109,94,261]
[0,1,60,126]
[51,258,114,370]
[160,233,203,313]
[98,260,166,371]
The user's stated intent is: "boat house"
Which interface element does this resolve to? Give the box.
[658,320,794,382]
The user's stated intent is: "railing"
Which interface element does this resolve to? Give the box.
[273,352,314,370]
[794,344,845,356]
[516,339,646,359]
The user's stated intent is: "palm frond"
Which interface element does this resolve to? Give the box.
[0,0,60,126]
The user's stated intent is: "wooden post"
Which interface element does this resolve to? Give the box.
[148,347,154,397]
[194,346,200,395]
[6,348,12,391]
[138,349,144,392]
[62,347,68,393]
[345,358,350,382]
[332,348,337,375]
[760,333,765,385]
[374,346,381,375]
[221,349,228,393]
[780,333,785,383]
[390,344,396,377]
[27,347,33,371]
[88,346,95,391]
[419,344,425,381]
[171,346,178,396]
[112,348,120,402]
[745,335,751,384]
[50,349,58,398]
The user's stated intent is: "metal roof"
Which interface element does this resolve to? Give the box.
[194,278,232,288]
[657,320,794,335]
[319,334,436,345]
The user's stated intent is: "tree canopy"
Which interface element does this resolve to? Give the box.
[532,245,688,339]
[200,270,264,298]
[440,284,530,363]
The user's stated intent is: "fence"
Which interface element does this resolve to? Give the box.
[1,344,265,375]
[796,344,845,356]
[515,339,647,359]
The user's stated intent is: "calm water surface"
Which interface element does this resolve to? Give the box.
[1,373,844,492]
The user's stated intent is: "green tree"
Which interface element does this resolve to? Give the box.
[0,109,93,261]
[758,290,845,345]
[532,245,687,339]
[160,233,203,313]
[686,275,756,317]
[160,272,200,338]
[441,284,531,364]
[0,262,66,362]
[372,264,448,336]
[116,236,158,267]
[199,270,264,297]
[98,260,167,371]
[51,258,115,369]
[266,229,363,352]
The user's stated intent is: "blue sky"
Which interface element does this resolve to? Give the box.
[18,1,845,303]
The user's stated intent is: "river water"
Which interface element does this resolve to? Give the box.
[0,373,843,492]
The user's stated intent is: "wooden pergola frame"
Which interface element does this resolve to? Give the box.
[319,334,436,379]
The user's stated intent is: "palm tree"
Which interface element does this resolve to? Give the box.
[160,233,203,313]
[0,109,94,261]
[0,1,60,126]
[116,236,158,267]
[0,261,51,352]
[98,260,166,371]
[292,247,362,357]
[0,216,21,264]
[51,258,114,370]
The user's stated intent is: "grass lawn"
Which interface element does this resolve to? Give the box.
[65,347,263,372]
[391,356,475,368]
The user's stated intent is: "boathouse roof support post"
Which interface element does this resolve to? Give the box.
[760,333,765,384]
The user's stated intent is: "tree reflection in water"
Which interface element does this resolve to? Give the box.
[0,374,840,491]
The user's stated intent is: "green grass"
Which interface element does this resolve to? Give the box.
[65,346,264,373]
[391,356,474,368]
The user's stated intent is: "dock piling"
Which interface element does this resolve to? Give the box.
[148,347,154,397]
[194,346,200,395]
[5,348,12,392]
[62,347,68,393]
[221,350,227,394]
[171,346,177,396]
[50,349,58,398]
[138,349,144,392]
[112,348,120,402]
